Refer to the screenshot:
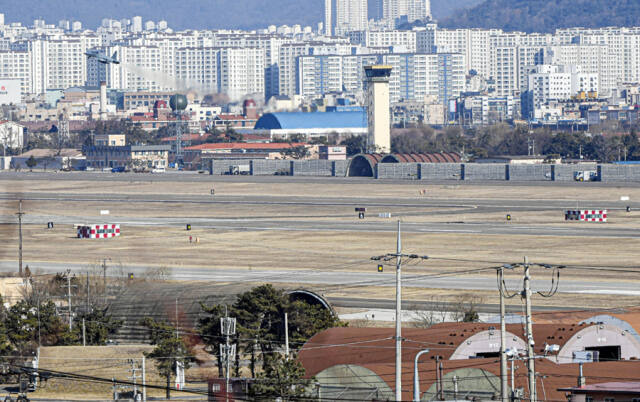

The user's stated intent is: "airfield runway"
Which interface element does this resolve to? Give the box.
[1,171,639,311]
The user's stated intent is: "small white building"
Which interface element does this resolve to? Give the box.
[527,65,598,109]
[0,120,26,150]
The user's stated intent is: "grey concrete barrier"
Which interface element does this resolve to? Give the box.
[599,164,640,182]
[292,160,335,176]
[554,163,597,182]
[463,163,507,181]
[209,159,254,175]
[376,163,419,179]
[508,164,553,181]
[251,159,292,175]
[419,163,463,181]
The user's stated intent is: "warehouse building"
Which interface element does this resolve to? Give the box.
[248,111,367,140]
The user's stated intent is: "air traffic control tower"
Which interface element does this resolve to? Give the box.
[364,65,392,153]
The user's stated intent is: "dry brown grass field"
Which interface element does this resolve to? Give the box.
[1,176,639,308]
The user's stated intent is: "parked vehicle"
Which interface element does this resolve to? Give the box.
[151,167,166,173]
[111,166,126,173]
[227,164,250,175]
[574,170,597,181]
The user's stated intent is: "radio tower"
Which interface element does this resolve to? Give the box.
[170,94,188,168]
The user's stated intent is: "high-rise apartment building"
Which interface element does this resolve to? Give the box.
[325,0,368,36]
[382,0,431,24]
[297,52,464,104]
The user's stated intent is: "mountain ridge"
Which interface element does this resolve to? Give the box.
[440,0,640,33]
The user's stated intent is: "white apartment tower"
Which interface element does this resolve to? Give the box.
[383,0,431,23]
[324,0,368,36]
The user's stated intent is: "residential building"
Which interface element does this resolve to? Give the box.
[84,144,170,169]
[325,0,368,37]
[94,134,125,146]
[0,120,25,150]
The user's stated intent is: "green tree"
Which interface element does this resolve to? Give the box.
[196,304,226,376]
[25,155,37,170]
[249,353,312,401]
[280,144,310,159]
[74,309,122,345]
[6,300,75,356]
[199,285,344,376]
[340,135,366,156]
[0,294,11,357]
[141,318,193,399]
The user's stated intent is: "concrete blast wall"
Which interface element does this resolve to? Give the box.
[553,163,597,181]
[208,159,253,175]
[376,163,419,179]
[599,164,640,182]
[419,163,462,180]
[250,159,291,176]
[208,159,640,181]
[463,164,506,181]
[508,164,553,181]
[292,160,334,176]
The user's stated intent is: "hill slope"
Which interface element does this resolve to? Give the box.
[440,0,640,33]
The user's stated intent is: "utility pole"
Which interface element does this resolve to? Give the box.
[82,318,86,347]
[86,272,90,313]
[499,265,508,402]
[142,356,147,402]
[284,312,290,360]
[371,221,429,402]
[66,269,73,331]
[175,298,179,339]
[102,258,110,305]
[17,200,24,276]
[394,220,402,402]
[522,256,536,402]
[128,359,141,400]
[220,309,236,402]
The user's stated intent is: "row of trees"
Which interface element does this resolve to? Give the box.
[0,272,123,363]
[390,124,640,162]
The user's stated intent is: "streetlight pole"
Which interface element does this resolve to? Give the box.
[413,349,430,402]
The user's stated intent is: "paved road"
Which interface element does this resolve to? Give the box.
[1,261,637,296]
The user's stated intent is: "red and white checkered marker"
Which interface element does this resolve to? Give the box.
[77,224,120,239]
[565,210,607,222]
